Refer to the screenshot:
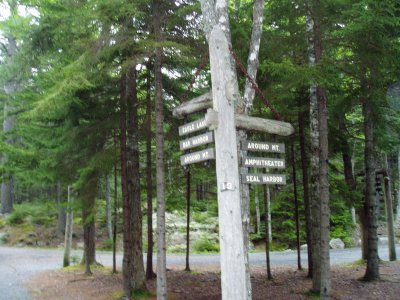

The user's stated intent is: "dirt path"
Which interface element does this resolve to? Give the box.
[1,245,399,299]
[28,262,400,300]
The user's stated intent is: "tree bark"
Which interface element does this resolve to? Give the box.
[120,72,134,297]
[1,34,18,215]
[81,179,97,267]
[57,181,66,237]
[185,168,191,272]
[154,1,167,298]
[105,175,112,240]
[397,150,400,221]
[362,95,380,281]
[145,71,156,280]
[383,154,396,261]
[314,9,330,296]
[255,187,261,235]
[298,107,313,277]
[126,66,146,291]
[307,12,321,290]
[292,145,302,271]
[63,185,73,267]
[113,134,118,274]
[264,185,272,280]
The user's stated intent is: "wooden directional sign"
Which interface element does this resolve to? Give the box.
[180,148,215,166]
[179,131,214,151]
[241,173,286,185]
[241,141,285,153]
[178,118,207,136]
[242,157,285,169]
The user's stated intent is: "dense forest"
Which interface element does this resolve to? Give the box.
[0,0,400,299]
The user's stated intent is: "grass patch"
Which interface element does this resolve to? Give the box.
[303,290,320,298]
[345,259,366,268]
[133,288,154,299]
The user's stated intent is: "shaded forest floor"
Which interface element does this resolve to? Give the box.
[27,261,400,300]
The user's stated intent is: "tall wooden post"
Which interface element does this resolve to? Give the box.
[209,26,248,300]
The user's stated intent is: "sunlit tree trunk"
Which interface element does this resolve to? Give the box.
[307,13,320,289]
[154,0,167,298]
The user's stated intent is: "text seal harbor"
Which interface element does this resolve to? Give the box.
[242,157,285,169]
[241,141,285,153]
[179,131,214,151]
[178,118,207,136]
[241,173,286,185]
[180,148,215,166]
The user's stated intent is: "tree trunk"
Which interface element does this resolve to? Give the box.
[81,184,97,267]
[264,185,272,280]
[307,13,320,290]
[63,185,73,267]
[57,181,66,237]
[120,72,134,297]
[397,150,400,221]
[105,175,112,240]
[255,187,261,235]
[292,145,302,271]
[145,71,156,280]
[298,107,313,277]
[383,154,396,261]
[185,168,191,272]
[154,1,167,298]
[126,66,146,291]
[314,8,330,296]
[1,34,17,215]
[113,135,118,274]
[362,95,379,281]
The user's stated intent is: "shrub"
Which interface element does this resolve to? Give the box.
[99,238,113,251]
[6,201,57,226]
[193,235,219,253]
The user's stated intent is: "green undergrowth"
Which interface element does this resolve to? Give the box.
[5,201,57,226]
[345,259,366,268]
[62,263,109,273]
[192,235,219,253]
[112,289,154,300]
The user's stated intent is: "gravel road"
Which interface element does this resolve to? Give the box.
[1,244,399,300]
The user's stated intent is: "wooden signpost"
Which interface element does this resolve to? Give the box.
[172,26,294,300]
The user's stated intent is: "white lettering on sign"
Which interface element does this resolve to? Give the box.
[241,174,286,185]
[241,141,285,153]
[179,132,214,151]
[179,118,207,136]
[243,157,285,169]
[180,148,215,166]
